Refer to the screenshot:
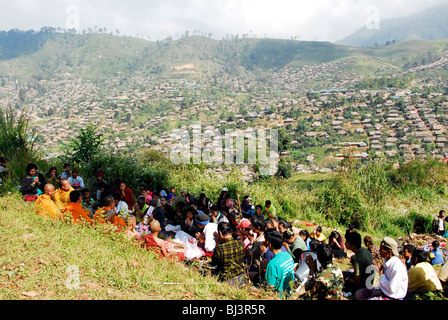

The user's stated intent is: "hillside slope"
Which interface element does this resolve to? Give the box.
[1,30,448,82]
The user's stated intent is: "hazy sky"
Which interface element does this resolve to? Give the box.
[1,0,448,42]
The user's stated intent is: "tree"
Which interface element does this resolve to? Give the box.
[275,158,292,179]
[69,124,104,164]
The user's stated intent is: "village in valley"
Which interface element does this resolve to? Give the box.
[1,45,448,181]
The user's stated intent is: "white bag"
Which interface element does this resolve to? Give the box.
[183,238,203,260]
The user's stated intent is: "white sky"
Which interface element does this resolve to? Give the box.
[1,0,448,42]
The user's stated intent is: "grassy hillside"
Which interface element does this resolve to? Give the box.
[1,30,448,82]
[0,192,277,300]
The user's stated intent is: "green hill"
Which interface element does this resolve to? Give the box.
[1,29,448,82]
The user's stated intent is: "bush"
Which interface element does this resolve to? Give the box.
[78,154,171,192]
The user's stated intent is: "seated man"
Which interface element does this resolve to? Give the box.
[54,179,75,210]
[356,237,408,300]
[81,188,95,217]
[343,231,374,295]
[62,189,92,225]
[133,196,149,225]
[310,226,326,243]
[211,222,246,287]
[93,196,124,226]
[264,229,295,298]
[303,244,345,300]
[141,220,185,261]
[67,168,85,189]
[103,210,127,229]
[35,184,62,220]
[195,213,218,255]
[407,249,443,294]
[113,192,130,221]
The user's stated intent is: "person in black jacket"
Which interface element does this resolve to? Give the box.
[20,163,46,197]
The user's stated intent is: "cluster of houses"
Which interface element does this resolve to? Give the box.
[1,58,448,178]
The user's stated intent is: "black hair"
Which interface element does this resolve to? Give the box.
[210,204,219,212]
[112,193,121,200]
[317,244,333,267]
[316,226,323,232]
[309,239,322,252]
[403,244,415,254]
[26,163,38,174]
[265,200,271,206]
[299,229,310,239]
[432,241,440,250]
[47,167,58,174]
[63,163,70,168]
[97,181,106,189]
[218,221,233,235]
[266,230,284,250]
[0,157,5,163]
[255,204,263,211]
[69,190,82,203]
[252,218,266,232]
[81,188,90,194]
[283,229,294,241]
[278,219,292,229]
[185,206,198,216]
[103,196,114,207]
[264,227,278,239]
[345,231,362,249]
[412,249,428,264]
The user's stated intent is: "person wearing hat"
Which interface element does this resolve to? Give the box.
[195,213,218,254]
[236,218,252,260]
[356,237,408,300]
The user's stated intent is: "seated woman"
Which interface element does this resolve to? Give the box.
[20,163,46,201]
[44,167,60,189]
[197,193,212,214]
[328,230,347,259]
[141,220,185,261]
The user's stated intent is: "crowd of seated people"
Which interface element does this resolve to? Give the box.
[10,161,448,299]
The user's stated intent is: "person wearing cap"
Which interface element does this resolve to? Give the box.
[236,218,252,260]
[195,213,218,254]
[356,237,408,300]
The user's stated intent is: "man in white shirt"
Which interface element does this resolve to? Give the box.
[356,237,408,300]
[67,168,85,189]
[195,213,218,253]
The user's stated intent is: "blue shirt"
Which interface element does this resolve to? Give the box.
[265,251,295,296]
